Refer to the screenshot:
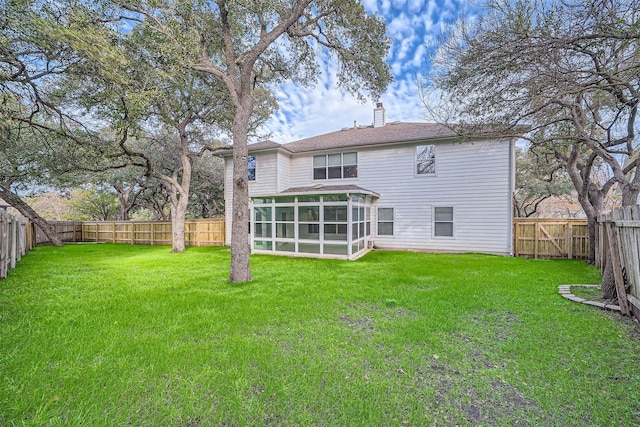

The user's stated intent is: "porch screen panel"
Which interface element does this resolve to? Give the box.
[324,205,348,241]
[298,206,319,240]
[275,206,294,238]
[254,207,272,238]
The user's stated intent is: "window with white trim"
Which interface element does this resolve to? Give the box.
[377,207,394,236]
[416,145,435,175]
[248,155,256,181]
[313,152,357,179]
[434,207,453,237]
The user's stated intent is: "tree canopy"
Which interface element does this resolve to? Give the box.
[0,0,132,243]
[514,147,574,218]
[426,0,640,262]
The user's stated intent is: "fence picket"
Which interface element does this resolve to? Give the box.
[596,205,640,319]
[513,218,590,259]
[0,211,31,279]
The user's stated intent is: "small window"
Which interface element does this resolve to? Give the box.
[416,145,435,175]
[327,153,342,179]
[248,155,256,181]
[343,152,358,178]
[434,207,453,237]
[313,152,357,180]
[377,207,394,236]
[313,155,327,179]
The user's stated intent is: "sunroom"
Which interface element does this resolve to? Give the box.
[250,185,379,260]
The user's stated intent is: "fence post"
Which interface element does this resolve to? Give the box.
[513,221,520,257]
[9,218,17,269]
[1,212,7,279]
[607,222,631,316]
[567,222,573,259]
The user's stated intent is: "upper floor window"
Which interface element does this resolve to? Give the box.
[313,152,357,180]
[248,155,256,181]
[416,145,435,175]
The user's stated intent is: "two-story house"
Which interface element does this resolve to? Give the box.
[223,104,516,260]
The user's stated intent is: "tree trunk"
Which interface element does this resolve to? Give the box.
[601,259,616,300]
[229,104,252,283]
[585,212,597,264]
[117,192,131,221]
[621,184,640,207]
[169,188,189,252]
[0,189,64,246]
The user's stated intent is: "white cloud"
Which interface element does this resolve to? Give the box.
[379,0,392,15]
[252,1,479,144]
[411,44,427,68]
[407,0,426,13]
[361,0,379,14]
[393,32,417,61]
[387,12,414,39]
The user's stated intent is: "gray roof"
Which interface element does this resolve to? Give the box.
[282,122,455,153]
[246,139,281,151]
[220,122,459,156]
[223,121,520,157]
[279,184,379,197]
[219,139,280,156]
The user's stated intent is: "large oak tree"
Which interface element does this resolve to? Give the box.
[115,0,393,281]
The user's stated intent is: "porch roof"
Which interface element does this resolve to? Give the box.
[276,184,379,198]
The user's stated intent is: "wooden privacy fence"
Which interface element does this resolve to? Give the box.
[513,218,590,259]
[0,211,32,279]
[596,206,640,319]
[33,221,83,245]
[81,219,225,246]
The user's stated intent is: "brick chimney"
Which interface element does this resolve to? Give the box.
[373,102,386,128]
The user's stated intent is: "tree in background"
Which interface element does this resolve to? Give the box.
[60,12,272,253]
[514,147,574,218]
[68,188,120,221]
[23,193,75,221]
[135,182,172,221]
[115,0,393,281]
[187,153,225,219]
[110,173,149,221]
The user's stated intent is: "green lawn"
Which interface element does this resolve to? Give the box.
[1,244,639,426]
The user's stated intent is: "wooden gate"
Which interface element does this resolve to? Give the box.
[513,219,590,259]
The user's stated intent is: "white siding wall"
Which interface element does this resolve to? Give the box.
[276,152,292,192]
[290,155,313,184]
[287,139,514,255]
[224,151,283,244]
[223,158,233,244]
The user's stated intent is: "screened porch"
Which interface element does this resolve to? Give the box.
[250,187,378,260]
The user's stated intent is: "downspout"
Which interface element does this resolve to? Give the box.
[508,138,516,256]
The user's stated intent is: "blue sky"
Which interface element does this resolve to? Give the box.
[260,0,479,144]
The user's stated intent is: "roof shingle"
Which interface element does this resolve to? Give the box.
[279,184,379,197]
[282,122,455,153]
[231,122,457,156]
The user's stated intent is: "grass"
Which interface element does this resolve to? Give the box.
[570,285,604,302]
[1,244,639,426]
